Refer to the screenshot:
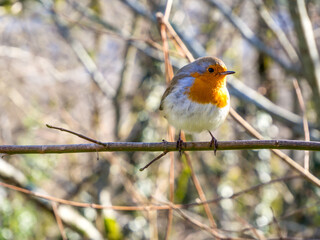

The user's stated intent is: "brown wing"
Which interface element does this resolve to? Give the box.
[159,73,189,110]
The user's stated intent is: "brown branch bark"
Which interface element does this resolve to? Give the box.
[157,8,175,240]
[0,140,319,155]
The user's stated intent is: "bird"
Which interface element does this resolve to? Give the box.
[159,56,235,154]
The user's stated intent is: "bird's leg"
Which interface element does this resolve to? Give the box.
[176,130,184,155]
[208,130,218,155]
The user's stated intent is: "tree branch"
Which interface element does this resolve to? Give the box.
[206,0,300,75]
[289,0,320,119]
[0,140,319,155]
[254,0,299,63]
[41,0,116,98]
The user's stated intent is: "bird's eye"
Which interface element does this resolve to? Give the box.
[208,67,214,73]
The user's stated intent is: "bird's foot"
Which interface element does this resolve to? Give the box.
[176,131,184,155]
[208,131,218,156]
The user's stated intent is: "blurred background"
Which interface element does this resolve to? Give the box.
[0,0,320,239]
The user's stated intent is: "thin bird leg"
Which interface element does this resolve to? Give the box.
[208,130,218,156]
[176,130,184,155]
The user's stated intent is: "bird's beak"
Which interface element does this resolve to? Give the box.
[220,71,235,75]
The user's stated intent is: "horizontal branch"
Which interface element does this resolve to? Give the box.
[0,140,319,155]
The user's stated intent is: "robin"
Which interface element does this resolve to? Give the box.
[159,57,235,154]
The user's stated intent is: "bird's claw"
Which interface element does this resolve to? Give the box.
[176,131,184,156]
[208,131,218,156]
[176,138,184,156]
[210,137,218,156]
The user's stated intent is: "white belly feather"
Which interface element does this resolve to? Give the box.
[161,88,230,133]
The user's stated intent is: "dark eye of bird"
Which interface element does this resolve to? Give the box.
[208,67,214,73]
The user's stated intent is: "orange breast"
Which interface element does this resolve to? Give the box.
[186,72,228,108]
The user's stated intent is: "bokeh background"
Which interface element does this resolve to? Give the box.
[0,0,320,239]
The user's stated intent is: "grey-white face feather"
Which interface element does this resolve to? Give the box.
[176,57,226,76]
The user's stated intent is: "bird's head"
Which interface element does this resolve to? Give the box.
[178,57,235,84]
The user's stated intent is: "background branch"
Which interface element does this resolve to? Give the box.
[206,0,300,74]
[289,0,320,118]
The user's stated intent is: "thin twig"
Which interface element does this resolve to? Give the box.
[229,108,320,187]
[51,202,67,240]
[139,151,169,171]
[166,129,175,239]
[293,79,310,170]
[230,175,300,200]
[46,124,107,146]
[271,207,284,239]
[254,0,299,63]
[0,175,301,212]
[158,7,175,238]
[181,175,301,209]
[237,216,266,240]
[160,15,195,62]
[163,0,173,21]
[157,13,174,84]
[184,152,219,231]
[174,208,228,239]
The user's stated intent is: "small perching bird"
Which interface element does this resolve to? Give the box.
[159,57,235,154]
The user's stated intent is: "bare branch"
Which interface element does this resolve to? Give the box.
[184,152,218,229]
[289,0,320,115]
[40,0,116,98]
[157,7,177,239]
[173,208,227,239]
[1,139,320,188]
[0,140,319,155]
[0,174,300,211]
[46,124,107,146]
[293,79,310,170]
[229,109,320,188]
[254,0,299,63]
[227,77,313,130]
[160,15,195,62]
[139,150,169,171]
[51,202,67,240]
[206,0,300,75]
[163,0,173,21]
